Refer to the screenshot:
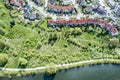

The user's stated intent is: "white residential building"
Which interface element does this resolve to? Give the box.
[61,0,72,5]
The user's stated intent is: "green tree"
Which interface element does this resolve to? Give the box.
[69,28,82,36]
[0,41,9,52]
[0,54,8,67]
[109,38,119,47]
[18,58,28,68]
[45,63,57,75]
[48,33,57,45]
[74,27,82,35]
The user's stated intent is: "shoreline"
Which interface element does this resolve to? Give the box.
[1,59,120,77]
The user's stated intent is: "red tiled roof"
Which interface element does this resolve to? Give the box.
[47,3,74,11]
[10,0,15,4]
[48,18,118,35]
[10,0,24,6]
[110,28,118,34]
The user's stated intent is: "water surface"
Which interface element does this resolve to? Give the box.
[1,64,120,80]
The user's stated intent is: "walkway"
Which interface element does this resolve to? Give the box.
[0,59,117,71]
[0,60,97,71]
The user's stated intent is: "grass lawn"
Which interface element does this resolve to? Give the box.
[41,19,48,28]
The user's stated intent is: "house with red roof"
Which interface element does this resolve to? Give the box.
[47,3,75,14]
[110,28,118,36]
[48,18,118,36]
[9,0,25,7]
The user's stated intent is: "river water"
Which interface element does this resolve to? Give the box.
[1,64,120,80]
